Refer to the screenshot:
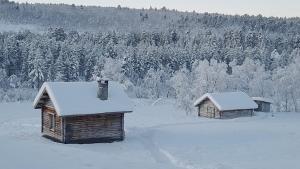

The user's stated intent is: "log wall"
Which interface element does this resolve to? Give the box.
[42,107,63,142]
[198,99,221,118]
[64,113,124,143]
[220,109,253,119]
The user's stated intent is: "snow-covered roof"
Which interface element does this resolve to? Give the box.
[33,81,133,116]
[194,92,258,111]
[252,97,273,103]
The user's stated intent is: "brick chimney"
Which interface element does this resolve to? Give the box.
[97,80,108,100]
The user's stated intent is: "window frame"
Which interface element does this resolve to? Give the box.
[49,113,55,131]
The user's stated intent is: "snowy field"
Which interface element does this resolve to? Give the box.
[0,99,300,169]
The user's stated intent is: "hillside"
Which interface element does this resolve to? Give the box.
[1,0,300,33]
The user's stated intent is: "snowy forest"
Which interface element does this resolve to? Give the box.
[0,0,300,112]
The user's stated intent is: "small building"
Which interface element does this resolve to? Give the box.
[33,80,133,144]
[252,97,272,112]
[194,92,258,119]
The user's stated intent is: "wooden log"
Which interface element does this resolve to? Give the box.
[64,113,125,143]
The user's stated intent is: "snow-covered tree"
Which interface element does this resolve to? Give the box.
[55,46,79,82]
[142,67,172,98]
[169,67,193,114]
[0,69,7,89]
[231,58,267,94]
[269,49,281,71]
[192,59,228,96]
[8,74,20,89]
[28,48,45,89]
[101,58,124,82]
[273,56,300,112]
[45,48,55,81]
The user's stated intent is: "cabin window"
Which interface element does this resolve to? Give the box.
[207,106,213,113]
[49,114,55,131]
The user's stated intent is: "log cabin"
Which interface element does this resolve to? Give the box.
[33,80,133,144]
[252,97,272,112]
[194,92,258,119]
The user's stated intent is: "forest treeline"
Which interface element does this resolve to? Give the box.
[0,0,299,112]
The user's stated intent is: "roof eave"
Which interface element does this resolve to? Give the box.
[252,97,273,103]
[60,111,133,117]
[194,94,223,110]
[220,107,257,111]
[32,83,62,116]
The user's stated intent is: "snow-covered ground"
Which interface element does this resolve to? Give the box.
[0,99,300,169]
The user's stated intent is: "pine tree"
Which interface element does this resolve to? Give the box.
[28,48,45,89]
[0,68,7,89]
[45,48,55,81]
[55,46,79,82]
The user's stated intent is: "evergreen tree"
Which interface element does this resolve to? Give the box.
[28,48,45,89]
[45,48,55,81]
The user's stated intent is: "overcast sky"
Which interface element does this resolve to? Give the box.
[14,0,300,17]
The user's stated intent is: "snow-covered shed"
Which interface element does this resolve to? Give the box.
[194,92,258,119]
[252,97,272,112]
[33,80,133,144]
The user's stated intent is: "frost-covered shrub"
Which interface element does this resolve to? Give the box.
[0,88,37,102]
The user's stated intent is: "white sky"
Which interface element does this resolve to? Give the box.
[14,0,300,17]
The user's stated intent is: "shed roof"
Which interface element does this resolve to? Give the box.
[194,92,258,111]
[33,81,133,116]
[252,97,273,103]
